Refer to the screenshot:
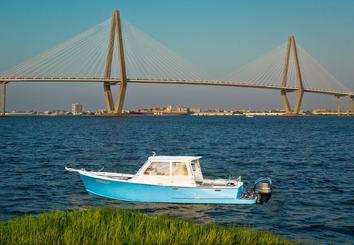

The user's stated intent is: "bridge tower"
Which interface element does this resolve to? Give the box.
[281,36,304,115]
[103,10,127,116]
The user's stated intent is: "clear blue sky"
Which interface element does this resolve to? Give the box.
[1,0,354,111]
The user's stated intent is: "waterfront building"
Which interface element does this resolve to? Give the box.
[72,103,83,115]
[190,108,201,113]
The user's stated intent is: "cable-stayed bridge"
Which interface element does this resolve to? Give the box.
[1,10,353,116]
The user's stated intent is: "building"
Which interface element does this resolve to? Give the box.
[71,103,83,115]
[190,107,201,113]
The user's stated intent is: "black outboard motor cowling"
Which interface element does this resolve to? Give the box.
[254,177,272,204]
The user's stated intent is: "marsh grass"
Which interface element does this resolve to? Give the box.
[0,208,295,244]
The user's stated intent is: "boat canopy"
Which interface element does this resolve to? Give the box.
[147,156,202,162]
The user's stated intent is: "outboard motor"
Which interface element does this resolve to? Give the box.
[254,177,272,204]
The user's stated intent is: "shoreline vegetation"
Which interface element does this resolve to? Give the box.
[0,208,296,245]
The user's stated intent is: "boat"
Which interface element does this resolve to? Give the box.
[66,155,272,204]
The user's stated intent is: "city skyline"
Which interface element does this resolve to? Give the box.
[6,102,348,115]
[1,0,354,111]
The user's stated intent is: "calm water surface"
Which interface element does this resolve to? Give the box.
[0,116,353,244]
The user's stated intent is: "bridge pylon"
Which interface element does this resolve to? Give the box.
[336,96,342,115]
[1,81,7,116]
[280,37,292,113]
[103,10,127,116]
[346,96,351,115]
[280,35,304,115]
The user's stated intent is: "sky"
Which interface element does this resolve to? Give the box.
[0,0,354,111]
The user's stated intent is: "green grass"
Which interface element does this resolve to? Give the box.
[0,208,296,245]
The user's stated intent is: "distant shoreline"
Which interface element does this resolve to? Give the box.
[1,113,353,117]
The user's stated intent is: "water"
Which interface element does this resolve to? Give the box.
[0,116,353,244]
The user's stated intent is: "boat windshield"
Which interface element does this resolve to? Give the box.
[191,160,203,182]
[172,162,188,176]
[144,162,170,176]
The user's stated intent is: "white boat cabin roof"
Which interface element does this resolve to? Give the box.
[147,156,202,162]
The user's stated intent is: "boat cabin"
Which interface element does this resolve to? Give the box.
[134,156,203,187]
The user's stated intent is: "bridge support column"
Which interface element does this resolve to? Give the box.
[280,36,292,114]
[103,10,117,114]
[337,96,342,115]
[294,90,304,115]
[292,36,304,115]
[2,81,6,116]
[281,90,291,113]
[114,10,127,115]
[346,96,351,115]
[103,10,127,116]
[103,83,114,113]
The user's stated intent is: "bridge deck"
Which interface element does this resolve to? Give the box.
[1,77,353,97]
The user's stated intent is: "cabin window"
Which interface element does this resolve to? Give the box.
[172,162,188,176]
[144,162,170,176]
